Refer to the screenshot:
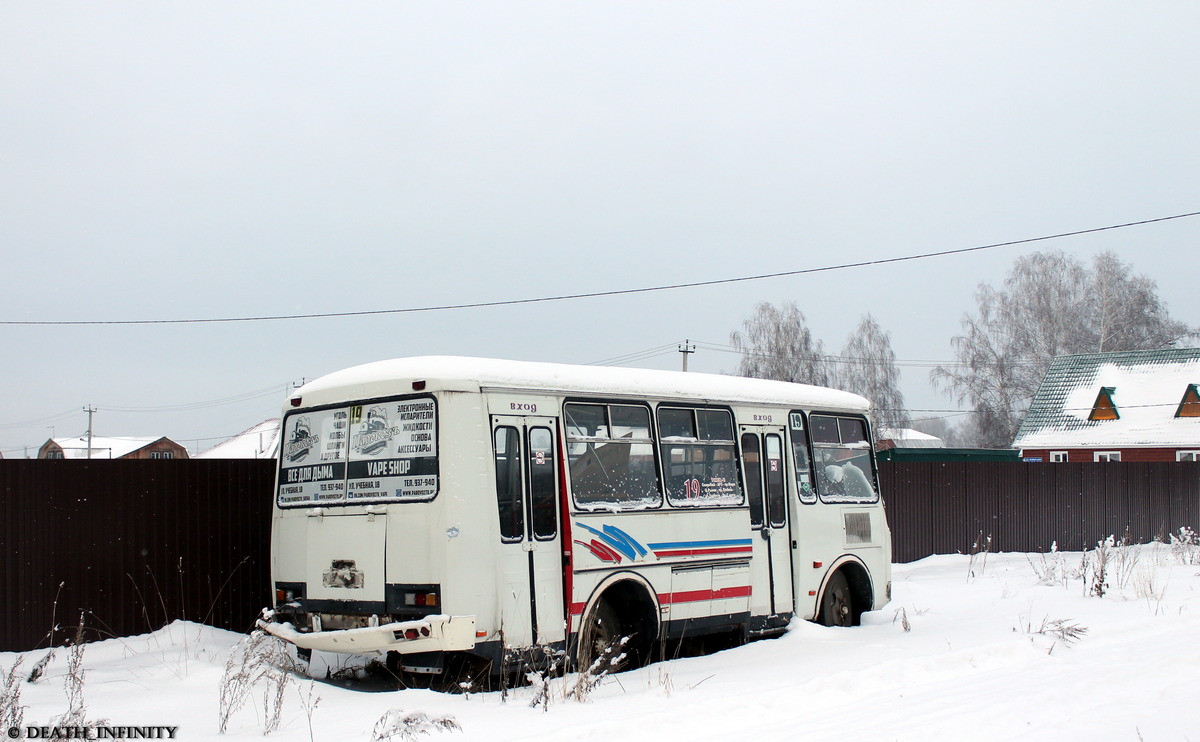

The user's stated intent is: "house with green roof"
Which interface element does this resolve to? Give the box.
[1013,348,1200,462]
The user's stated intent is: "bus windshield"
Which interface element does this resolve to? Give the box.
[809,414,878,503]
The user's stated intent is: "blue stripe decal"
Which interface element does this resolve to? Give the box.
[647,539,754,549]
[574,522,649,560]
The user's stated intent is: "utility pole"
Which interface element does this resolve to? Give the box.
[678,339,696,372]
[84,405,96,460]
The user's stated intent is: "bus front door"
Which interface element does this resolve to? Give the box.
[740,426,795,629]
[492,416,566,650]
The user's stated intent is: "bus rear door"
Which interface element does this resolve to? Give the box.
[492,415,566,649]
[740,424,795,630]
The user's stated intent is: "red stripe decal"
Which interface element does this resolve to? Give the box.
[657,585,752,605]
[575,538,624,564]
[712,585,753,600]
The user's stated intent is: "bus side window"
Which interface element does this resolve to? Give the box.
[494,427,524,543]
[790,411,816,504]
[528,427,557,540]
[741,433,764,529]
[764,434,786,528]
[565,402,662,510]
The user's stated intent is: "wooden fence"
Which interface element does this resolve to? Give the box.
[2,459,1197,651]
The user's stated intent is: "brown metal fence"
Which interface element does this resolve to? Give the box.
[0,459,275,652]
[3,459,1198,651]
[881,461,1200,563]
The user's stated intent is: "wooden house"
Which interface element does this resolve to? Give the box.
[37,436,190,460]
[1013,348,1200,462]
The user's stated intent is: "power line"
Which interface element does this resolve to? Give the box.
[588,343,681,366]
[0,408,82,431]
[5,210,1197,327]
[692,339,1038,368]
[98,383,287,412]
[0,382,293,454]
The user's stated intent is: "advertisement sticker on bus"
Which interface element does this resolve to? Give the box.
[345,397,440,502]
[278,408,349,504]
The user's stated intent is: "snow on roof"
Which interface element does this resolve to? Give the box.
[1013,348,1200,449]
[878,428,945,448]
[50,436,161,459]
[292,356,870,412]
[197,419,281,459]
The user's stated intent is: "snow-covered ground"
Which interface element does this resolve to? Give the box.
[4,543,1199,741]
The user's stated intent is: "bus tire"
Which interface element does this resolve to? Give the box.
[819,571,856,627]
[579,598,627,673]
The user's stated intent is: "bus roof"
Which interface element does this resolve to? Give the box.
[292,356,871,413]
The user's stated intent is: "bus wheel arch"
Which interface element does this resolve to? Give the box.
[576,572,660,672]
[816,557,874,627]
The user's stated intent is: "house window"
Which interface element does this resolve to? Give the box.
[1088,387,1120,421]
[1176,384,1200,418]
[47,451,64,459]
[1177,451,1200,462]
[1094,451,1121,462]
[1050,451,1068,463]
[150,450,174,459]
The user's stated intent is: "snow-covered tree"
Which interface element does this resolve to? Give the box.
[731,305,911,430]
[932,250,1196,447]
[730,301,832,386]
[834,314,910,432]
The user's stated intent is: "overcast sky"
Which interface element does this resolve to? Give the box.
[3,2,1199,456]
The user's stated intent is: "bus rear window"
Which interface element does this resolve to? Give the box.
[277,396,439,507]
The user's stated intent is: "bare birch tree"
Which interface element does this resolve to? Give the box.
[933,250,1196,447]
[730,301,832,386]
[731,304,911,430]
[834,314,911,432]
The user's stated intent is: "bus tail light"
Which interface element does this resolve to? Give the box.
[274,583,304,605]
[395,626,432,641]
[386,584,441,614]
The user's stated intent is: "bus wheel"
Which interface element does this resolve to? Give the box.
[820,571,855,627]
[579,599,628,674]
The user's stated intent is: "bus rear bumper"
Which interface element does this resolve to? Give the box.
[258,614,477,655]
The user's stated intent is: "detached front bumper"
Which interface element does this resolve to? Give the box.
[258,613,477,655]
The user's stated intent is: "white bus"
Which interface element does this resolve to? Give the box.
[260,356,891,677]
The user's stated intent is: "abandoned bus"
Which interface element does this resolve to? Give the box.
[260,356,891,676]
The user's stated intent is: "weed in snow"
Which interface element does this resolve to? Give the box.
[370,709,461,741]
[0,657,26,731]
[49,615,107,731]
[1017,614,1088,654]
[967,531,992,582]
[26,649,55,684]
[217,626,302,734]
[296,680,321,742]
[1168,526,1200,565]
